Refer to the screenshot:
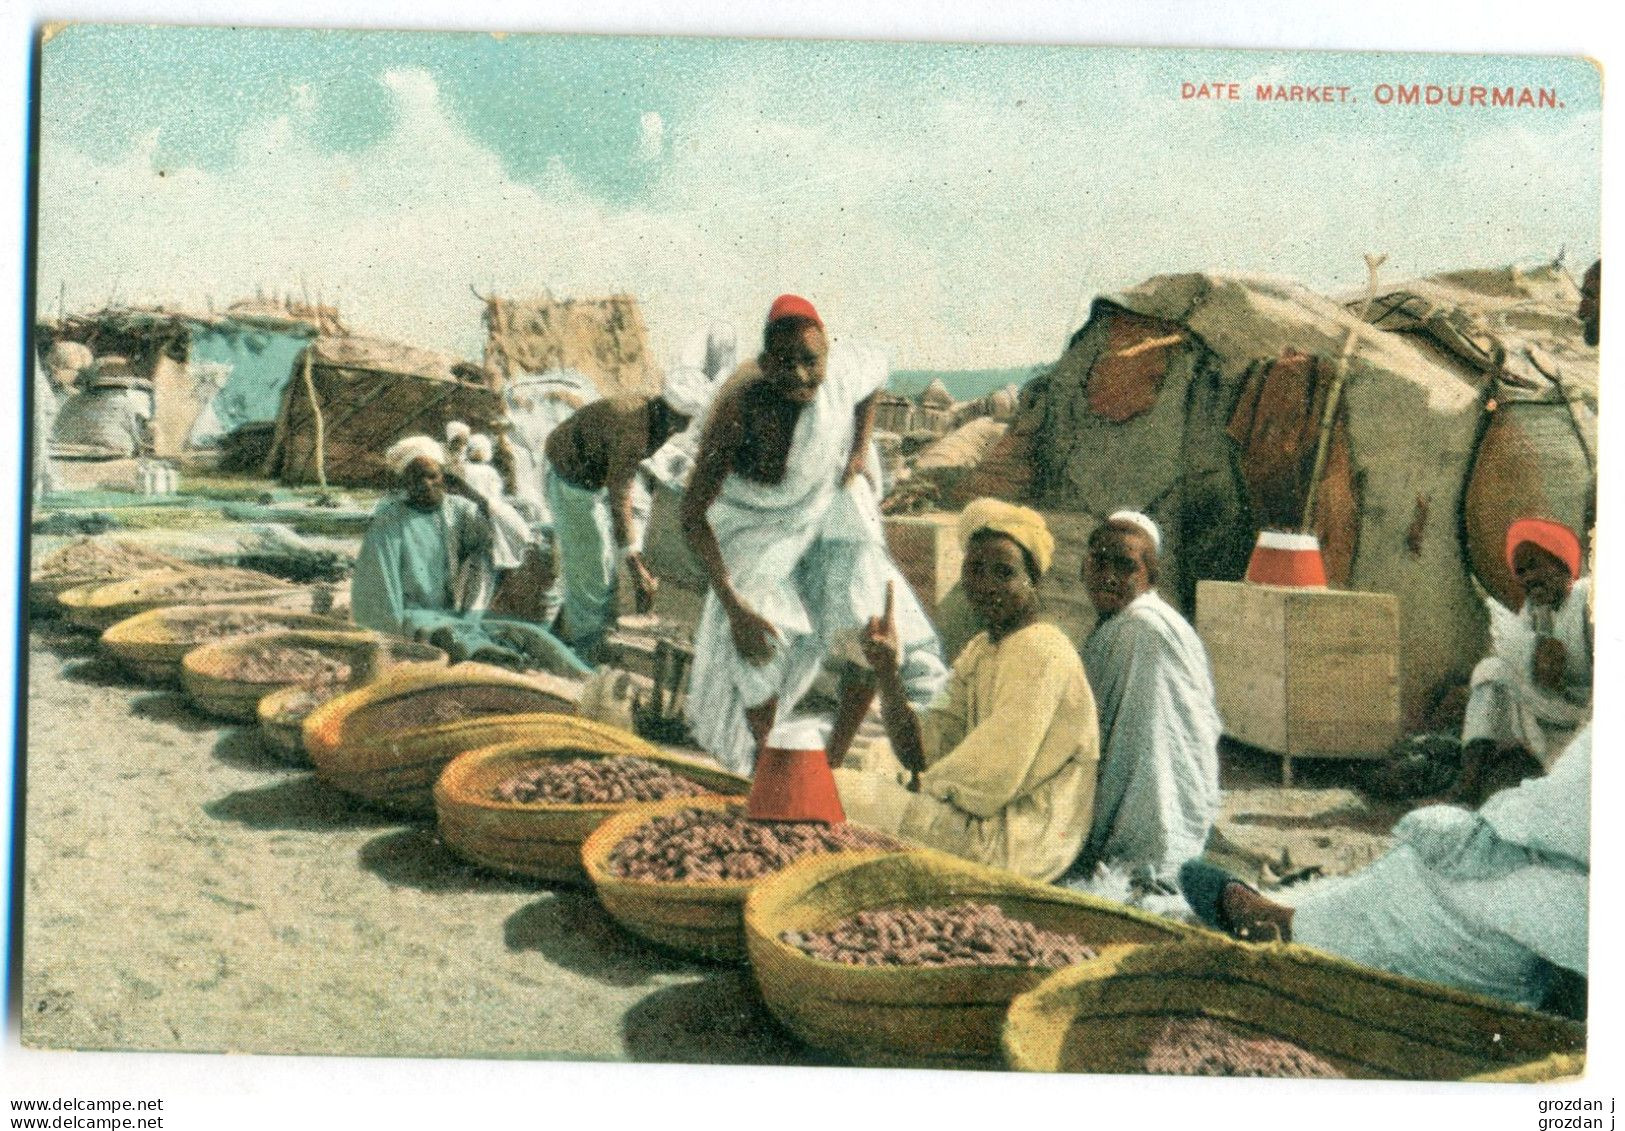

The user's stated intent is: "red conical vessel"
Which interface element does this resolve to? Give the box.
[747,748,846,824]
[1245,530,1328,588]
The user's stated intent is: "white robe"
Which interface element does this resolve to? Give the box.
[685,342,946,774]
[457,461,532,572]
[1293,727,1590,1009]
[504,369,602,528]
[1464,578,1592,767]
[1077,590,1223,886]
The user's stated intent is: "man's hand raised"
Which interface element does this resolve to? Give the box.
[860,581,900,679]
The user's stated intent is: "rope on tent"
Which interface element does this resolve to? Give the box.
[1302,252,1386,532]
[301,345,328,489]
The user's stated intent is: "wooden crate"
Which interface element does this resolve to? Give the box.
[1196,581,1399,782]
[884,512,962,620]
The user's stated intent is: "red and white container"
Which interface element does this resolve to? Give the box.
[746,718,846,824]
[1245,530,1328,588]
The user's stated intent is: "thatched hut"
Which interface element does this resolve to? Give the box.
[263,335,497,488]
[480,293,661,397]
[873,391,916,435]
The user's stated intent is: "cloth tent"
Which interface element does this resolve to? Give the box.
[956,266,1596,730]
[37,304,322,460]
[264,335,497,488]
[187,323,317,447]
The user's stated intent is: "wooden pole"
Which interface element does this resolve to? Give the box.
[1302,253,1386,531]
[301,346,328,489]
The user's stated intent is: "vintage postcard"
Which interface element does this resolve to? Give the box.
[17,19,1604,1096]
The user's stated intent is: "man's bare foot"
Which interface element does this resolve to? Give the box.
[1218,883,1295,943]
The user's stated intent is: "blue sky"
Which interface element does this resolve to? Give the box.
[37,25,1601,367]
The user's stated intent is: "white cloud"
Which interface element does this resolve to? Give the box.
[36,64,1600,370]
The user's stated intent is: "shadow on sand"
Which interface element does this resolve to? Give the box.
[358,826,537,895]
[205,775,405,833]
[503,892,697,988]
[620,970,838,1067]
[130,691,220,734]
[212,726,297,774]
[60,654,142,689]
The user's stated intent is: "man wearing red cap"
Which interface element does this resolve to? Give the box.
[681,295,946,773]
[1455,516,1592,805]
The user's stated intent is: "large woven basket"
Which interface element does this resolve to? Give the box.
[256,660,450,767]
[304,664,584,815]
[59,566,299,633]
[436,725,749,884]
[582,798,921,964]
[102,604,345,685]
[258,681,348,766]
[29,539,191,617]
[745,848,1200,1069]
[1001,940,1586,1081]
[182,630,446,722]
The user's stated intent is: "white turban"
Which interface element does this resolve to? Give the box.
[1108,509,1161,555]
[660,365,716,421]
[445,420,472,444]
[468,434,494,461]
[385,435,445,477]
[47,340,93,374]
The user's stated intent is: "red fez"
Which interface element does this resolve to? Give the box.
[767,294,822,328]
[1506,517,1582,580]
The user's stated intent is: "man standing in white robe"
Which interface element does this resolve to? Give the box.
[682,295,945,774]
[456,432,533,574]
[1071,511,1222,890]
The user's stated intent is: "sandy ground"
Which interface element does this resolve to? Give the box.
[19,620,832,1066]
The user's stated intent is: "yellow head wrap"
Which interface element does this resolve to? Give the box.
[958,497,1055,577]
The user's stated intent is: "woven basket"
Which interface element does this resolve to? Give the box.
[30,540,191,616]
[309,712,573,816]
[1001,940,1586,1080]
[101,604,345,685]
[182,630,446,722]
[256,664,453,767]
[745,848,1200,1068]
[435,723,749,884]
[258,682,345,766]
[304,664,585,815]
[580,796,751,961]
[59,566,298,633]
[581,798,918,964]
[1467,1052,1586,1083]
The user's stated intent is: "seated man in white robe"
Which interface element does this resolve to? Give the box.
[1070,511,1222,891]
[351,435,497,639]
[352,435,591,676]
[1183,724,1591,1018]
[1455,517,1592,805]
[681,295,946,775]
[461,433,506,498]
[835,500,1100,882]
